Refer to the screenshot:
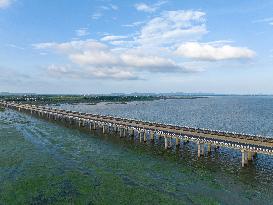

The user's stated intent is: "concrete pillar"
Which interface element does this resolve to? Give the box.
[175,137,180,146]
[102,125,106,134]
[198,143,201,158]
[207,144,211,154]
[130,128,135,137]
[78,120,81,127]
[165,136,168,149]
[241,150,247,167]
[169,137,172,148]
[119,128,123,138]
[89,122,92,130]
[247,151,253,161]
[150,131,154,141]
[139,131,142,142]
[123,128,127,137]
[201,143,204,156]
[143,131,147,142]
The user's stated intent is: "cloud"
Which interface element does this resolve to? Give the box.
[75,28,89,37]
[175,42,255,61]
[47,64,139,80]
[34,37,192,80]
[100,35,128,42]
[0,0,12,9]
[253,17,273,27]
[135,3,156,13]
[137,10,207,46]
[134,1,167,13]
[253,17,273,23]
[6,43,25,50]
[120,53,186,72]
[123,21,145,27]
[34,9,255,80]
[91,12,103,20]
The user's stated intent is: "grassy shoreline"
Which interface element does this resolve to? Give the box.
[0,95,206,105]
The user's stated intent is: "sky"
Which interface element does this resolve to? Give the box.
[0,0,273,94]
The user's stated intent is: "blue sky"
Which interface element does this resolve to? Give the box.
[0,0,273,94]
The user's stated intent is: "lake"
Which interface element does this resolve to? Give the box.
[1,96,273,204]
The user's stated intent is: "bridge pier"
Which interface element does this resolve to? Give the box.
[119,127,124,138]
[139,131,143,142]
[150,131,154,142]
[143,131,147,142]
[248,151,254,161]
[241,150,248,167]
[197,142,205,157]
[165,136,168,149]
[176,137,180,146]
[123,127,127,137]
[102,125,106,134]
[207,143,212,154]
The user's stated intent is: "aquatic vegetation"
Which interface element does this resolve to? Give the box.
[1,97,273,204]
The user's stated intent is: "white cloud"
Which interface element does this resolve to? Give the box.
[75,28,89,37]
[34,38,192,80]
[100,35,128,42]
[135,3,156,13]
[123,21,145,27]
[134,1,167,13]
[69,50,119,66]
[34,9,255,80]
[120,53,185,72]
[0,0,12,8]
[137,10,207,46]
[91,12,103,20]
[175,42,255,61]
[253,17,273,27]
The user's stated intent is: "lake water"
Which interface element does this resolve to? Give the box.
[1,96,273,204]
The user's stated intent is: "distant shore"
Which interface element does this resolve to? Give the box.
[0,95,207,105]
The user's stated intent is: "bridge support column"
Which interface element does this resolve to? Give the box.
[164,136,168,149]
[247,151,253,161]
[102,125,106,134]
[78,120,81,127]
[207,143,211,154]
[89,122,92,130]
[123,128,127,137]
[143,131,147,142]
[119,128,123,138]
[241,150,248,167]
[197,142,204,157]
[176,137,180,146]
[150,131,154,141]
[139,131,143,142]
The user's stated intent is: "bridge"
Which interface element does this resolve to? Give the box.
[1,100,273,167]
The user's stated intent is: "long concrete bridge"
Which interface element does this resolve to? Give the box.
[1,100,273,167]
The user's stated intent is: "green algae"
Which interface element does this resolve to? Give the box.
[1,110,273,205]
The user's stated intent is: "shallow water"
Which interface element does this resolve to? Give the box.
[1,96,273,204]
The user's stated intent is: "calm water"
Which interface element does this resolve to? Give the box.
[1,96,273,204]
